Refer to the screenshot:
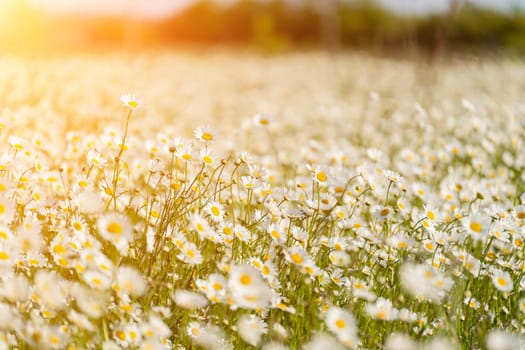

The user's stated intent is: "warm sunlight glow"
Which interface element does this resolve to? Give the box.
[0,1,44,50]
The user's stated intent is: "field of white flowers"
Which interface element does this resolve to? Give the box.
[0,51,524,349]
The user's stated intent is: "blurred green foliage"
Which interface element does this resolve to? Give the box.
[157,0,525,55]
[5,0,525,56]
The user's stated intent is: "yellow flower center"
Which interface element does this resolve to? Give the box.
[335,319,346,329]
[470,222,482,233]
[116,330,126,340]
[240,274,252,286]
[316,171,327,182]
[53,245,66,255]
[375,310,387,320]
[397,241,408,248]
[106,222,123,235]
[291,253,303,264]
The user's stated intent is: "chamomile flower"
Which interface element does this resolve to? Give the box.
[486,330,523,350]
[464,296,481,310]
[463,213,491,242]
[120,93,141,109]
[491,269,514,292]
[205,201,225,222]
[252,113,272,128]
[191,213,212,239]
[96,213,133,252]
[285,245,312,267]
[114,266,148,297]
[188,323,229,349]
[304,333,345,350]
[329,250,350,267]
[200,148,217,166]
[228,264,273,309]
[237,314,267,346]
[70,214,88,236]
[83,269,112,290]
[400,263,452,303]
[365,297,398,321]
[70,284,107,318]
[312,166,330,186]
[33,270,68,310]
[198,273,228,303]
[0,275,29,302]
[178,242,203,265]
[173,290,208,309]
[194,125,217,143]
[0,196,15,224]
[267,222,287,245]
[384,333,418,350]
[325,307,359,347]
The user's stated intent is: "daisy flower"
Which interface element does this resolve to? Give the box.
[114,266,148,297]
[0,196,15,224]
[365,297,398,321]
[173,290,208,309]
[237,314,268,347]
[492,269,514,292]
[267,222,287,245]
[120,93,141,109]
[312,166,330,186]
[285,245,312,267]
[304,333,346,350]
[199,273,228,302]
[252,113,272,128]
[83,269,112,290]
[204,201,225,222]
[178,242,203,265]
[228,264,273,310]
[325,307,359,348]
[96,213,133,252]
[463,213,491,242]
[194,125,217,143]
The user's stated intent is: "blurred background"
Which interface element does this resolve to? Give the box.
[2,0,525,57]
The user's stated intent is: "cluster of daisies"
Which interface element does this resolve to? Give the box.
[0,53,524,349]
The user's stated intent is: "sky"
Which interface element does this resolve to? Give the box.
[28,0,194,20]
[377,0,525,15]
[22,0,525,20]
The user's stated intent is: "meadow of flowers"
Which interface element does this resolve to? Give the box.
[0,51,524,349]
